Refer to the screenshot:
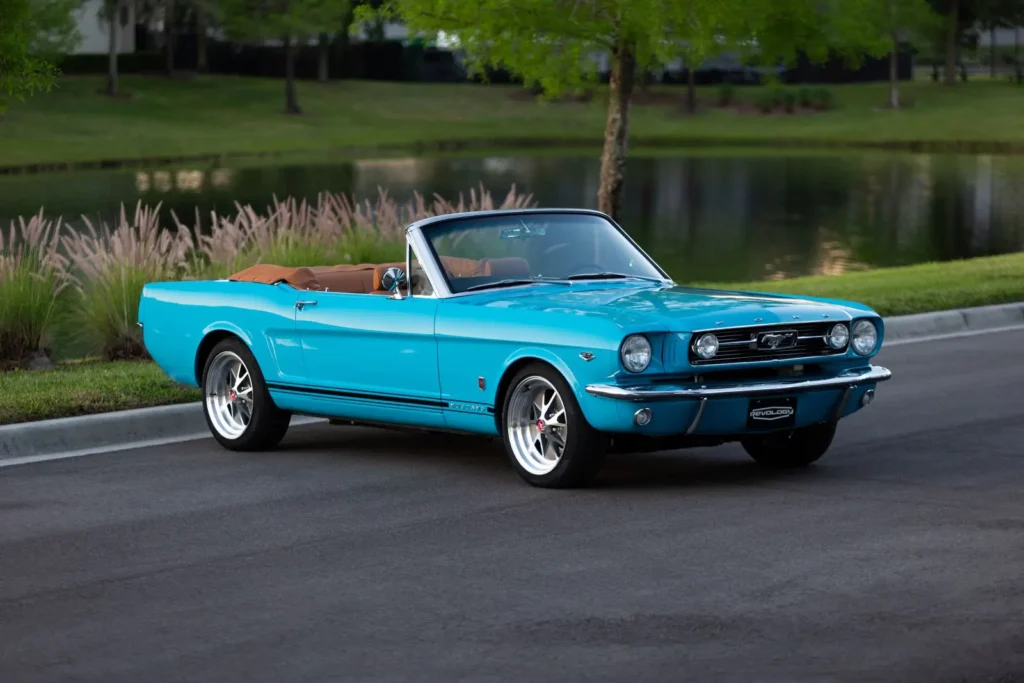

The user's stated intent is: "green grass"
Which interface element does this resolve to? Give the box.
[0,360,200,425]
[3,76,1024,167]
[1,251,1021,424]
[698,251,1024,317]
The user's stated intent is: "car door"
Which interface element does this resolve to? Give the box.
[293,290,441,406]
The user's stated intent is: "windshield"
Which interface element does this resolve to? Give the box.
[423,213,667,294]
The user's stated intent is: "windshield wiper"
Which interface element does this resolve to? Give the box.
[565,272,665,282]
[463,277,568,293]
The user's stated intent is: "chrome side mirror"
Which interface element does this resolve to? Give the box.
[381,267,406,299]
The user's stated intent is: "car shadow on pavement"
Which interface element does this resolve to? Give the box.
[275,423,821,491]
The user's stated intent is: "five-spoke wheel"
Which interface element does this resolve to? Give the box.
[501,363,608,488]
[201,338,291,451]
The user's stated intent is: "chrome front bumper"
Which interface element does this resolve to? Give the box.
[585,365,892,401]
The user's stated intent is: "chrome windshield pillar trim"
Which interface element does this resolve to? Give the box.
[585,365,892,401]
[685,397,707,435]
[406,226,452,298]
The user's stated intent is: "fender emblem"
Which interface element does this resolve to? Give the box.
[579,352,595,362]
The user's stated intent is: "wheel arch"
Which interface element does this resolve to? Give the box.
[194,325,254,385]
[493,349,583,432]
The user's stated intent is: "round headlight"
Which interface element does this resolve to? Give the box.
[620,334,652,373]
[851,319,878,355]
[694,333,719,360]
[827,323,850,350]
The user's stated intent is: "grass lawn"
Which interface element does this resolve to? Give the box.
[2,76,1024,167]
[699,251,1024,318]
[0,360,200,425]
[1,252,1021,425]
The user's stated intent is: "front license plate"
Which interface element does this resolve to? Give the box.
[746,397,797,429]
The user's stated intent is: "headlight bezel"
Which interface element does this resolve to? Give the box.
[620,334,652,373]
[827,323,850,350]
[693,332,720,360]
[851,319,879,356]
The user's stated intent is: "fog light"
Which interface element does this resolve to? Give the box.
[860,390,875,407]
[634,408,652,426]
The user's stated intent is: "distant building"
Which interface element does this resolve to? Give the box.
[69,0,136,55]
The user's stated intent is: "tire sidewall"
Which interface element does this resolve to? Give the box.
[202,338,279,450]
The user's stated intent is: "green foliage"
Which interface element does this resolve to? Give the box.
[378,0,733,97]
[813,87,836,110]
[0,0,60,116]
[781,89,797,112]
[220,0,351,41]
[29,0,82,58]
[797,86,814,107]
[717,82,735,106]
[754,89,777,113]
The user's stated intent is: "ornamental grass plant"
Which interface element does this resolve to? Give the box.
[0,212,71,368]
[0,185,534,366]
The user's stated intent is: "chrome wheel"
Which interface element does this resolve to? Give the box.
[205,351,253,440]
[507,376,568,476]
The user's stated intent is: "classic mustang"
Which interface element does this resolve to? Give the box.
[139,208,891,488]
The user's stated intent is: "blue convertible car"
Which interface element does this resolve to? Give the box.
[140,208,891,488]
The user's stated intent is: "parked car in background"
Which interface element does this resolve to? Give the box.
[139,209,891,488]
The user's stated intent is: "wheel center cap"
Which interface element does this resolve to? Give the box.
[536,419,545,432]
[229,389,236,402]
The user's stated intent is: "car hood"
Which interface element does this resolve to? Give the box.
[464,282,873,332]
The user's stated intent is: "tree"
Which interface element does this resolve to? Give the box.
[99,0,131,96]
[928,0,981,84]
[380,0,893,220]
[220,0,350,113]
[0,0,61,116]
[867,0,938,108]
[29,0,83,58]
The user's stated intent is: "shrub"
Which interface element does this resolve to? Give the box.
[0,213,71,367]
[813,87,835,111]
[63,203,193,360]
[717,83,735,107]
[797,87,814,108]
[754,90,776,114]
[782,90,797,113]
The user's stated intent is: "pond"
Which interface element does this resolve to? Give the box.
[2,149,1022,283]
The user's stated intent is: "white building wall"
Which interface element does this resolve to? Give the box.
[72,0,136,55]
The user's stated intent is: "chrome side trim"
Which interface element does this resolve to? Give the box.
[685,397,707,435]
[406,225,452,298]
[585,366,892,401]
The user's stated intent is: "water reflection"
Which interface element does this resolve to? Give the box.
[1,151,1021,282]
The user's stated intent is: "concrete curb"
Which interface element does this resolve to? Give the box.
[882,302,1024,342]
[2,302,1022,463]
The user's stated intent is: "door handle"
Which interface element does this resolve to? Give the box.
[296,300,318,311]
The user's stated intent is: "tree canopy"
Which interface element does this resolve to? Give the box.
[0,0,62,115]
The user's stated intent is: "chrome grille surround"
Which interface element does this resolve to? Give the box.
[688,322,846,366]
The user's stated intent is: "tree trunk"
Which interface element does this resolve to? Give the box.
[943,0,959,85]
[889,33,900,109]
[106,6,119,96]
[196,8,208,73]
[284,35,302,115]
[1016,27,1021,84]
[991,23,997,78]
[596,42,636,221]
[164,0,175,75]
[686,62,696,114]
[317,33,330,82]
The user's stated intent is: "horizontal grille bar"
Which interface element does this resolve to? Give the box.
[689,322,845,366]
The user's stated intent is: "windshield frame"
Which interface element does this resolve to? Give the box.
[406,209,672,299]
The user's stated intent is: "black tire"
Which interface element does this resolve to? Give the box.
[501,362,609,488]
[201,337,291,451]
[741,422,837,469]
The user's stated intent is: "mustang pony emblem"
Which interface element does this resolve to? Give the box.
[756,330,798,350]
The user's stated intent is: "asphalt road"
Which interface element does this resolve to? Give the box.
[2,330,1023,683]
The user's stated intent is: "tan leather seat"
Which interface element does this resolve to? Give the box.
[477,257,530,278]
[312,264,377,294]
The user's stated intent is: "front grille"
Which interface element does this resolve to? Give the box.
[688,322,844,366]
